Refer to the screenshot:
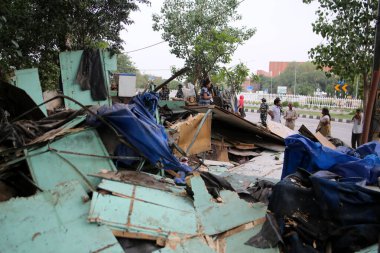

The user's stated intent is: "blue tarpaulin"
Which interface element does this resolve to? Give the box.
[282,134,380,185]
[88,92,191,174]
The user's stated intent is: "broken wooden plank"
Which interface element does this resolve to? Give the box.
[228,149,261,157]
[190,174,267,235]
[88,179,198,238]
[267,121,297,139]
[0,181,123,253]
[89,170,185,194]
[315,131,336,150]
[203,160,235,168]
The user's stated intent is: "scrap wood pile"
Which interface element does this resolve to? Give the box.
[0,89,380,253]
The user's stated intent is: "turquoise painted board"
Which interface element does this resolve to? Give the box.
[0,181,124,253]
[191,175,267,235]
[14,68,47,116]
[89,179,198,237]
[26,129,117,191]
[224,224,279,253]
[154,237,218,253]
[355,245,379,253]
[59,50,116,110]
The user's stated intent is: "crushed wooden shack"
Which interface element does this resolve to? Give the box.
[1,49,379,253]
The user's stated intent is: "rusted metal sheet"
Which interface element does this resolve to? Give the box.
[0,181,123,253]
[185,106,284,146]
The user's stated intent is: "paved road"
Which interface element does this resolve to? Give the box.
[245,112,353,146]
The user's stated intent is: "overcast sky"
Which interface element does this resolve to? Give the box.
[120,0,322,78]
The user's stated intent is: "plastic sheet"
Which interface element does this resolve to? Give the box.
[88,92,191,173]
[282,135,380,185]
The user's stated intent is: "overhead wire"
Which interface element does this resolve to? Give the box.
[125,0,247,54]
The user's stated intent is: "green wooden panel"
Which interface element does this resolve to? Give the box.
[14,68,47,116]
[191,175,267,235]
[59,50,116,110]
[154,237,218,253]
[225,224,279,253]
[89,180,198,237]
[0,181,123,253]
[98,179,194,212]
[26,129,117,191]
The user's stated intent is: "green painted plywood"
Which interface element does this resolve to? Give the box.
[191,175,267,235]
[0,181,123,253]
[89,179,198,237]
[154,237,218,253]
[26,129,117,191]
[225,224,279,253]
[59,50,116,109]
[14,68,47,116]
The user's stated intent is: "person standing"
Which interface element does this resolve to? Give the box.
[316,107,331,137]
[159,84,170,100]
[268,97,282,123]
[199,79,212,105]
[351,109,363,149]
[284,102,298,130]
[238,95,246,118]
[260,98,269,127]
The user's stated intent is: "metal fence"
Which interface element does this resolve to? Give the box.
[240,93,363,110]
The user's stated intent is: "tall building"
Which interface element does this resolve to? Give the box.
[269,61,304,77]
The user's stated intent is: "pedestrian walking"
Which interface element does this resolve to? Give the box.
[268,97,282,123]
[283,102,298,130]
[316,107,331,137]
[351,109,363,149]
[259,98,269,127]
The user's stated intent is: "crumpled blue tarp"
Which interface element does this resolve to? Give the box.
[282,134,380,185]
[88,92,191,174]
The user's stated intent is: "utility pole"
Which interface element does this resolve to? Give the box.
[270,71,273,94]
[362,0,380,143]
[294,64,297,95]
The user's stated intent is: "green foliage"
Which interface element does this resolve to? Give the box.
[303,0,377,99]
[293,102,300,107]
[153,0,255,83]
[282,101,289,107]
[257,62,338,95]
[117,54,137,73]
[214,63,249,92]
[0,0,150,90]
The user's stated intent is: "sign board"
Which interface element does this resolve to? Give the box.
[277,86,287,94]
[118,73,137,97]
[246,86,253,91]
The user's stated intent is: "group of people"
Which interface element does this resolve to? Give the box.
[260,97,363,149]
[260,97,298,130]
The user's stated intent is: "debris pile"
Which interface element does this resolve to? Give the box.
[0,50,379,253]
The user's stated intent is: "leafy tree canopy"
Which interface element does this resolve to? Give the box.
[211,63,249,92]
[258,62,338,96]
[153,0,255,84]
[303,0,377,101]
[0,0,150,90]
